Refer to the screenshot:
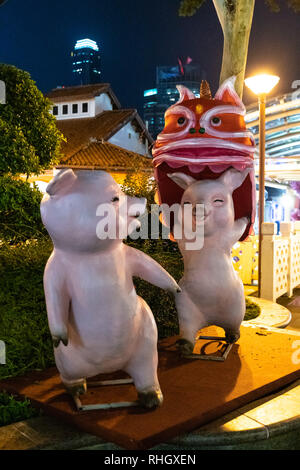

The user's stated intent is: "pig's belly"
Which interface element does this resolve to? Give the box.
[182,267,245,323]
[54,287,143,380]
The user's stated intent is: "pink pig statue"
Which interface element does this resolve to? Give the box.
[41,169,180,409]
[168,168,250,356]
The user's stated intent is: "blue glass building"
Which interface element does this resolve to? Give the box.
[144,63,203,138]
[71,39,101,85]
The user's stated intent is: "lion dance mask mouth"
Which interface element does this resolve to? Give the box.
[152,76,256,241]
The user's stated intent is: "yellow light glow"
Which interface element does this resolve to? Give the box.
[244,74,280,95]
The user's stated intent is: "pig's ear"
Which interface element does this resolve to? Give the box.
[46,169,77,196]
[220,168,250,192]
[167,172,197,190]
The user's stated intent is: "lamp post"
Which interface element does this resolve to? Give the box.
[245,74,280,297]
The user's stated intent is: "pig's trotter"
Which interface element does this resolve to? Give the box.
[225,329,240,344]
[52,334,68,348]
[176,338,194,357]
[64,378,87,397]
[138,389,163,409]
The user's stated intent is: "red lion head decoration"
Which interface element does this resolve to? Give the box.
[152,76,256,240]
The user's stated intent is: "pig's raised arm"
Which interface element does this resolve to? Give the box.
[126,246,180,294]
[44,254,70,348]
[229,217,250,245]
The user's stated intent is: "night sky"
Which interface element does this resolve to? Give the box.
[0,0,299,115]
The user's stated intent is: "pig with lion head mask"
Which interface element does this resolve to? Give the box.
[152,76,256,356]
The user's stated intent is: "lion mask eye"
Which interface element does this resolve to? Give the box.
[211,116,221,126]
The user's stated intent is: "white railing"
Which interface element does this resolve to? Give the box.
[261,221,300,301]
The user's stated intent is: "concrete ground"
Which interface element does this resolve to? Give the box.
[276,288,300,332]
[244,284,300,332]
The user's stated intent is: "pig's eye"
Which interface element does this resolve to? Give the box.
[111,196,119,202]
[177,117,186,126]
[213,198,224,206]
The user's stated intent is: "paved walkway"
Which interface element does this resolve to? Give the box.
[276,288,300,332]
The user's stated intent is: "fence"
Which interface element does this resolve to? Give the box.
[260,221,300,301]
[231,236,259,285]
[231,222,300,302]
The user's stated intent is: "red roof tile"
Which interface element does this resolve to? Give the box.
[57,110,153,161]
[56,141,153,172]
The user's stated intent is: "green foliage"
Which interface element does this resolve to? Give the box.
[133,248,184,338]
[179,0,206,16]
[121,172,156,205]
[0,64,64,176]
[179,0,300,16]
[264,0,300,12]
[0,239,54,380]
[245,297,261,320]
[0,176,46,242]
[0,392,40,427]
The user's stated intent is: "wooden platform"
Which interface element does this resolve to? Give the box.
[1,324,299,450]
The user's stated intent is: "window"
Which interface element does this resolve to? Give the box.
[72,103,78,114]
[53,106,58,116]
[82,102,88,113]
[62,104,68,115]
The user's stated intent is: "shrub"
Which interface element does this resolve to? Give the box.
[121,171,156,205]
[0,176,46,242]
[0,392,40,427]
[0,238,54,380]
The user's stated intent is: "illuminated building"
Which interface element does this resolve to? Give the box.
[245,90,300,226]
[71,38,101,85]
[28,83,154,192]
[144,62,203,138]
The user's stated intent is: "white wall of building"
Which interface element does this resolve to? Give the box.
[50,93,114,120]
[50,98,95,120]
[95,93,113,114]
[109,122,149,157]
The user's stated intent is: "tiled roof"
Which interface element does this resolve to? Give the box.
[56,141,153,172]
[45,83,121,108]
[57,110,153,160]
[57,110,137,159]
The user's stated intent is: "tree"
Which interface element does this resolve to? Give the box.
[179,0,300,97]
[0,65,64,242]
[0,64,63,177]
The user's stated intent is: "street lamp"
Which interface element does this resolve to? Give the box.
[245,73,280,297]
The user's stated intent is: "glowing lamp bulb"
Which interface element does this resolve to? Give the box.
[245,74,280,96]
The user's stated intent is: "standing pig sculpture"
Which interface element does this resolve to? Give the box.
[168,168,250,356]
[41,169,180,409]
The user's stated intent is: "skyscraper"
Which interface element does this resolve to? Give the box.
[144,61,204,138]
[71,39,101,85]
